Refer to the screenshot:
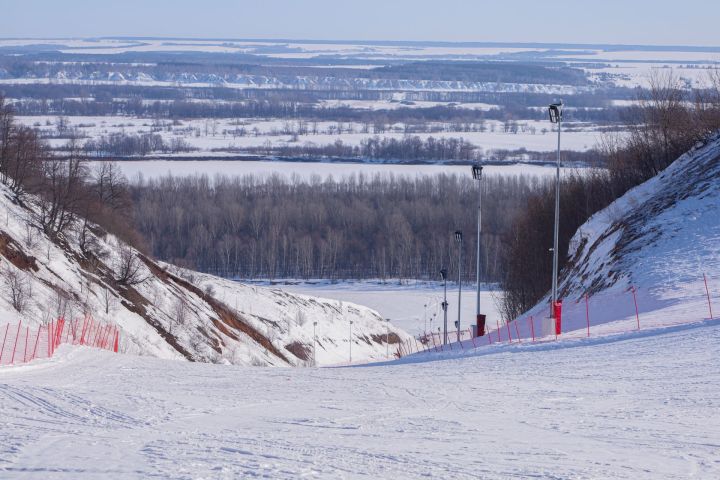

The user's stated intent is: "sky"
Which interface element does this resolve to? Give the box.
[2,0,719,47]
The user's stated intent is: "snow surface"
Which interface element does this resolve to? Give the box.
[97,159,579,183]
[272,280,503,336]
[12,115,603,155]
[0,319,718,479]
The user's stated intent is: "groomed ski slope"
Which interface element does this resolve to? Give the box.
[1,320,718,479]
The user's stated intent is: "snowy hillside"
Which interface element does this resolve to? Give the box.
[562,134,719,296]
[519,132,720,336]
[0,184,410,366]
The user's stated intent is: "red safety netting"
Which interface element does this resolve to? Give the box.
[401,273,717,358]
[0,316,120,366]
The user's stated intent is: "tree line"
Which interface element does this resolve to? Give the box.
[0,94,144,305]
[128,172,547,282]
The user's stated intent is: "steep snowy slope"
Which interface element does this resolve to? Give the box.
[523,132,719,335]
[563,134,719,296]
[0,184,410,366]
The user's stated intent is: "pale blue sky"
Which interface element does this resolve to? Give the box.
[2,0,718,46]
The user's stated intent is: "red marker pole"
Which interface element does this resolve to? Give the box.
[529,316,536,343]
[80,315,89,345]
[585,294,591,337]
[23,326,29,363]
[10,321,22,364]
[631,286,640,330]
[0,324,9,364]
[31,326,41,360]
[704,273,714,320]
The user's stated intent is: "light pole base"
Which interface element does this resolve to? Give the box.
[476,314,486,337]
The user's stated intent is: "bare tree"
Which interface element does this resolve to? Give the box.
[113,245,147,286]
[36,139,90,238]
[169,296,190,334]
[2,265,31,313]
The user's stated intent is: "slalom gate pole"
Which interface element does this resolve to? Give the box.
[31,326,41,360]
[704,273,714,320]
[11,321,22,364]
[529,316,535,343]
[113,330,119,353]
[23,326,29,363]
[631,286,640,330]
[514,321,521,343]
[0,324,9,364]
[585,294,590,337]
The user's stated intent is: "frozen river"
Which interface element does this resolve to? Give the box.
[91,159,583,182]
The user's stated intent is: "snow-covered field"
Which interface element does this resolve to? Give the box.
[97,159,580,183]
[14,115,603,155]
[1,318,718,479]
[270,281,503,336]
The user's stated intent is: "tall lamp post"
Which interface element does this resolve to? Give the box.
[454,230,463,342]
[349,319,354,363]
[313,321,318,366]
[548,101,563,323]
[440,268,448,345]
[471,164,485,336]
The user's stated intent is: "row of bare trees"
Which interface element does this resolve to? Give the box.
[1,94,138,241]
[129,172,547,282]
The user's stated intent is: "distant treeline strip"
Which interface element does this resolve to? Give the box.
[129,172,555,282]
